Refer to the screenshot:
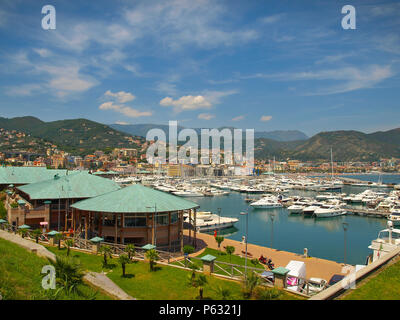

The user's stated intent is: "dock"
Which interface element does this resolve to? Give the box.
[345,208,390,218]
[185,230,347,281]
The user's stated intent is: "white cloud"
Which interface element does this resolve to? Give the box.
[160,95,212,112]
[99,101,152,118]
[33,48,52,58]
[198,113,215,120]
[232,115,245,121]
[115,121,130,125]
[260,115,272,122]
[105,90,135,103]
[260,14,285,25]
[5,84,42,96]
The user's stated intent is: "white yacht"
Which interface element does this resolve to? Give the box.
[303,203,321,216]
[368,221,400,263]
[173,190,204,197]
[388,206,400,226]
[250,197,282,209]
[184,211,239,232]
[287,204,305,214]
[313,205,347,218]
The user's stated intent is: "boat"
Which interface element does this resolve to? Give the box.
[250,197,282,209]
[183,211,239,232]
[172,190,204,197]
[368,221,400,263]
[313,205,347,218]
[388,206,400,226]
[287,204,304,214]
[302,203,322,216]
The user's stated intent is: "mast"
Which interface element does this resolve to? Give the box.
[330,148,334,184]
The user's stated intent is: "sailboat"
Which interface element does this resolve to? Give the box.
[320,148,342,192]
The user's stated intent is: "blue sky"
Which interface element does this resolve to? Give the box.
[0,0,399,136]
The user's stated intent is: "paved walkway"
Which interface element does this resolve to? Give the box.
[0,230,56,261]
[185,230,347,281]
[84,272,135,300]
[0,230,134,300]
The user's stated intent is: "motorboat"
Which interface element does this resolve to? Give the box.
[368,221,400,263]
[183,211,239,232]
[313,205,347,218]
[250,197,282,209]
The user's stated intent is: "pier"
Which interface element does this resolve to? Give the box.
[186,230,347,281]
[345,208,390,218]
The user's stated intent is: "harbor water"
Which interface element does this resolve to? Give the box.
[191,175,400,266]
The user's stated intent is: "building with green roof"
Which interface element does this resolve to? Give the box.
[71,184,199,251]
[7,171,120,231]
[0,166,68,189]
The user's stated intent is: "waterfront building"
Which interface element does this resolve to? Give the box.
[6,171,120,230]
[71,184,199,250]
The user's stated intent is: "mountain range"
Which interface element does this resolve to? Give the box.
[0,116,399,161]
[110,123,308,142]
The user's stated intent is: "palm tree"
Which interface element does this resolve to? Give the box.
[225,246,235,263]
[145,249,159,271]
[214,286,232,300]
[49,256,84,296]
[64,239,74,256]
[119,254,130,277]
[31,229,42,244]
[19,228,28,238]
[194,274,208,300]
[125,244,135,259]
[215,236,224,251]
[99,245,113,266]
[54,233,64,250]
[242,272,260,299]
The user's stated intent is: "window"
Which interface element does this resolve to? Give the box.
[156,213,169,226]
[171,212,178,224]
[125,214,147,227]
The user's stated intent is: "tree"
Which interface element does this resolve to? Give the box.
[49,256,84,296]
[183,245,195,267]
[99,245,113,266]
[54,233,64,250]
[225,246,235,263]
[64,239,74,256]
[31,229,42,243]
[242,272,260,299]
[193,274,208,300]
[214,286,232,300]
[19,228,28,238]
[145,249,159,272]
[125,244,135,259]
[250,258,260,267]
[119,254,130,277]
[215,236,224,251]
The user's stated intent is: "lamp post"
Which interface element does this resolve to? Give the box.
[240,210,249,279]
[217,207,221,227]
[270,213,275,248]
[342,222,349,265]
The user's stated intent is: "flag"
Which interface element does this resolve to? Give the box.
[214,229,217,238]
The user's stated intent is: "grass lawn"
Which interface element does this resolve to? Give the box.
[48,246,302,300]
[342,258,400,300]
[173,248,265,278]
[0,239,112,300]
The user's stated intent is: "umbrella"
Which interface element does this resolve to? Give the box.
[47,230,60,236]
[0,219,7,224]
[18,224,31,229]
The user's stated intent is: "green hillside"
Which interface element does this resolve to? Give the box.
[0,116,145,155]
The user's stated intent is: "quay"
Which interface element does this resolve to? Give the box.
[186,230,347,281]
[346,208,390,218]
